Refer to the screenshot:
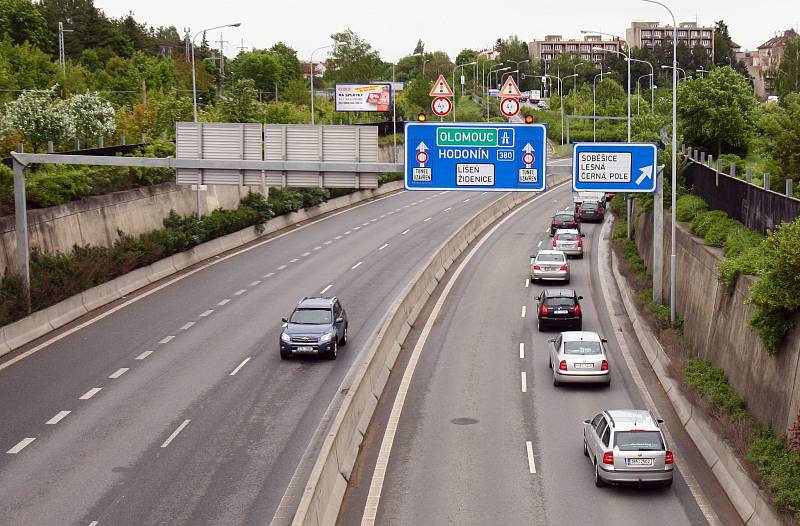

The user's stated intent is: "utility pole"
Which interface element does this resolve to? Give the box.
[216,33,229,82]
[184,28,191,62]
[238,38,247,55]
[58,22,74,73]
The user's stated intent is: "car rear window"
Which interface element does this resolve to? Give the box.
[537,254,565,262]
[290,308,332,324]
[582,203,598,210]
[563,341,601,355]
[614,431,664,451]
[545,297,576,308]
[557,233,578,241]
[554,214,574,221]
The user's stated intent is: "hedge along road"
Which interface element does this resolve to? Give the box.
[0,186,501,525]
[338,181,744,526]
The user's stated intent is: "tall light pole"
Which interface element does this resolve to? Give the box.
[644,0,678,325]
[661,64,687,82]
[507,59,530,86]
[545,73,577,146]
[592,46,630,142]
[592,70,610,141]
[191,22,241,219]
[629,57,655,111]
[487,66,510,120]
[310,40,338,125]
[573,61,589,92]
[635,73,652,115]
[453,61,477,121]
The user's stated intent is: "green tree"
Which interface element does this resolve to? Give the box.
[495,35,529,63]
[455,49,478,67]
[413,39,424,55]
[3,86,74,151]
[0,40,59,91]
[269,42,301,85]
[230,50,281,93]
[325,29,383,83]
[774,37,800,98]
[68,91,115,144]
[678,66,758,156]
[0,0,51,50]
[757,93,800,181]
[219,78,258,122]
[281,78,310,106]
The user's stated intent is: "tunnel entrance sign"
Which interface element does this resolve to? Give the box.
[405,122,547,191]
[572,142,657,193]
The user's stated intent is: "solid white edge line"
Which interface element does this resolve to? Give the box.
[351,261,363,270]
[519,342,525,359]
[46,410,71,425]
[199,309,214,317]
[378,243,389,251]
[521,305,527,318]
[360,188,555,526]
[108,367,129,379]
[160,419,191,448]
[0,190,404,374]
[229,357,251,376]
[7,437,35,454]
[320,284,333,294]
[521,371,527,392]
[526,441,537,473]
[135,350,153,360]
[79,387,101,400]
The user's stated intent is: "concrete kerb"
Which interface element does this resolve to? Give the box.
[0,182,406,359]
[609,239,784,526]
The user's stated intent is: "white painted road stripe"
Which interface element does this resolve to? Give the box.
[234,289,246,296]
[7,438,35,454]
[324,241,333,245]
[290,258,299,263]
[521,371,527,392]
[354,226,361,230]
[320,284,333,294]
[218,299,231,306]
[519,343,525,359]
[526,441,537,473]
[135,350,153,360]
[344,231,352,235]
[525,278,530,288]
[313,246,322,251]
[351,261,363,270]
[89,522,98,526]
[109,368,129,379]
[378,243,389,251]
[229,357,251,376]
[46,410,71,425]
[79,387,101,400]
[301,252,311,257]
[199,309,214,317]
[401,229,410,235]
[521,305,527,317]
[249,280,262,286]
[335,235,343,240]
[161,419,190,448]
[159,335,175,344]
[538,241,542,247]
[278,264,288,269]
[463,198,470,202]
[444,207,452,212]
[179,322,195,330]
[424,217,432,222]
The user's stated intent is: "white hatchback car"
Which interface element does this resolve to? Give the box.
[552,228,584,258]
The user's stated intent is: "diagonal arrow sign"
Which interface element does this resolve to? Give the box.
[635,165,653,186]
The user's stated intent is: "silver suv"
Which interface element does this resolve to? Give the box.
[583,409,674,487]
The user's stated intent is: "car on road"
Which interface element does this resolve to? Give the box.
[552,228,585,258]
[550,210,580,236]
[577,201,605,223]
[573,191,606,212]
[530,250,570,283]
[537,101,550,109]
[548,331,610,386]
[583,409,674,487]
[280,296,348,360]
[536,289,583,331]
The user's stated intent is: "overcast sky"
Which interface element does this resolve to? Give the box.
[96,0,799,61]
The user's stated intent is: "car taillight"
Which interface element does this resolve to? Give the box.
[559,360,567,371]
[533,265,541,270]
[573,304,581,316]
[577,237,583,247]
[552,238,557,247]
[540,304,548,316]
[559,265,568,271]
[665,450,674,464]
[602,451,614,465]
[601,359,608,371]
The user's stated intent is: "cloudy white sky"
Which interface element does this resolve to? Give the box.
[97,0,798,61]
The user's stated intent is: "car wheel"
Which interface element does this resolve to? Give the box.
[537,319,544,332]
[553,373,560,387]
[605,379,611,388]
[280,349,291,360]
[595,462,607,487]
[328,340,338,360]
[340,325,348,346]
[583,440,589,457]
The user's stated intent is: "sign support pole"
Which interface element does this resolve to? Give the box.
[653,165,664,305]
[11,155,31,313]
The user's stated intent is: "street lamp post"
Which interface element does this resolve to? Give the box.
[592,46,630,142]
[487,66,510,120]
[191,22,241,219]
[644,0,678,325]
[629,57,655,111]
[453,61,477,121]
[507,59,530,87]
[310,40,338,125]
[573,61,589,92]
[545,73,577,146]
[592,71,610,141]
[635,73,653,115]
[661,64,687,81]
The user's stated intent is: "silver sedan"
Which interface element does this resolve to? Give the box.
[548,331,610,386]
[552,229,585,258]
[530,250,570,283]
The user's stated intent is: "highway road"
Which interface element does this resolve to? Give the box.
[338,181,744,526]
[0,184,509,525]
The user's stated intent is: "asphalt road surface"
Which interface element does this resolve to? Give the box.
[339,181,743,526]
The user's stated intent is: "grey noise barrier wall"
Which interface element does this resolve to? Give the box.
[290,171,571,526]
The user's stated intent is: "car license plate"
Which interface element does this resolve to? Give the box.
[554,309,568,314]
[574,363,593,369]
[546,266,557,271]
[297,346,315,352]
[626,458,654,466]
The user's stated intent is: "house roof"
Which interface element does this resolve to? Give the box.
[758,28,799,49]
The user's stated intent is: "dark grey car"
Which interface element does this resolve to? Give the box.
[280,296,348,360]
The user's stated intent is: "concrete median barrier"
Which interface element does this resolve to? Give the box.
[291,174,570,526]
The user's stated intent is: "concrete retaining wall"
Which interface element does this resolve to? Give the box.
[0,181,404,357]
[291,173,571,526]
[633,207,800,435]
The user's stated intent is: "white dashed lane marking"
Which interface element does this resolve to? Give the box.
[278,264,288,269]
[521,305,527,318]
[320,284,333,294]
[218,299,231,306]
[519,343,525,359]
[109,368,129,379]
[521,372,528,392]
[234,289,246,296]
[159,335,175,344]
[301,252,310,257]
[249,280,262,287]
[179,322,195,330]
[46,411,71,425]
[6,438,35,454]
[424,217,432,222]
[79,388,101,400]
[229,357,251,376]
[378,243,389,251]
[161,419,190,448]
[135,350,153,360]
[401,229,410,235]
[444,207,452,212]
[199,309,214,317]
[352,261,363,270]
[526,441,537,473]
[290,258,299,263]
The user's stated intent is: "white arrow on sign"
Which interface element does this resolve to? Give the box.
[635,165,653,185]
[417,141,428,152]
[523,143,534,153]
[416,141,429,166]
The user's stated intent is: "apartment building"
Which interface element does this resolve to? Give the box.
[747,28,799,97]
[627,21,714,56]
[528,34,622,68]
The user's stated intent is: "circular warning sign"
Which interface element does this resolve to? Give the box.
[416,151,429,164]
[431,96,452,117]
[500,97,521,118]
[522,152,535,165]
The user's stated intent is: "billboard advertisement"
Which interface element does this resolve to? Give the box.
[334,83,392,112]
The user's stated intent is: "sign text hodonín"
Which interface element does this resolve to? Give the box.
[572,142,658,193]
[405,122,547,192]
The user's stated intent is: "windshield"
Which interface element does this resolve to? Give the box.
[557,233,578,241]
[289,308,332,325]
[554,214,574,221]
[614,431,665,451]
[537,254,565,263]
[545,297,575,308]
[563,341,601,355]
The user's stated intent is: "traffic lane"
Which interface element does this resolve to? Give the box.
[0,187,483,451]
[0,190,499,525]
[526,218,708,525]
[369,185,572,525]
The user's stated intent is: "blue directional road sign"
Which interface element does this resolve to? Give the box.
[404,122,547,192]
[572,142,658,193]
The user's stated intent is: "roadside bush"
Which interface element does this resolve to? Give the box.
[267,187,304,216]
[675,194,708,222]
[378,172,402,185]
[690,210,728,238]
[723,227,764,259]
[683,357,751,423]
[704,217,746,248]
[747,428,800,520]
[789,414,800,452]
[25,165,93,207]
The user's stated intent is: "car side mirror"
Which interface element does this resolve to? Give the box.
[335,316,344,324]
[584,419,591,424]
[581,233,586,237]
[530,255,536,259]
[601,338,608,343]
[281,317,288,323]
[578,296,584,300]
[548,338,555,343]
[657,418,664,424]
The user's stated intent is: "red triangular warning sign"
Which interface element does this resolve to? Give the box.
[498,75,522,98]
[429,74,454,97]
